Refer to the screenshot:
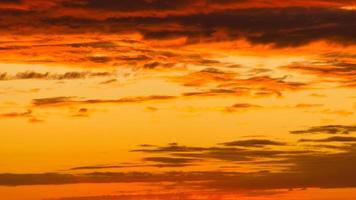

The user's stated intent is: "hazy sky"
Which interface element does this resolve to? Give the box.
[0,0,356,199]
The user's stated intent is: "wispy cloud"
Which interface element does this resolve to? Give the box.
[0,71,114,81]
[291,125,356,135]
[32,95,177,107]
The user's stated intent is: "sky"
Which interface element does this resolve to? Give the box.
[0,0,356,199]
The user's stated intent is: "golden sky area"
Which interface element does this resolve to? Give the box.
[0,0,356,199]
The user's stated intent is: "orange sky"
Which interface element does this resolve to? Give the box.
[0,0,356,200]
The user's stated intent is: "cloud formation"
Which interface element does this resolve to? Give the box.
[2,123,356,197]
[1,2,356,47]
[291,125,356,135]
[0,71,114,81]
[0,1,356,199]
[1,144,356,191]
[32,95,177,107]
[220,139,286,147]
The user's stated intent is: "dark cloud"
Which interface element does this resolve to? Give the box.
[143,62,175,69]
[99,79,117,84]
[125,8,356,47]
[2,134,356,193]
[0,110,32,118]
[0,110,43,123]
[69,165,126,171]
[49,193,209,200]
[2,145,356,189]
[134,142,311,163]
[32,96,75,106]
[0,41,118,52]
[299,136,356,143]
[220,139,286,147]
[172,148,310,163]
[291,125,356,135]
[67,163,152,171]
[32,95,177,106]
[117,55,150,62]
[285,60,356,87]
[0,7,356,47]
[71,108,90,117]
[224,103,262,112]
[68,41,117,48]
[132,143,207,153]
[87,55,112,63]
[183,89,240,97]
[55,0,356,15]
[0,71,114,81]
[0,0,22,4]
[143,156,201,166]
[69,162,194,171]
[61,0,194,11]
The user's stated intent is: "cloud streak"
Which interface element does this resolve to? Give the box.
[32,95,177,107]
[291,125,356,135]
[0,71,114,81]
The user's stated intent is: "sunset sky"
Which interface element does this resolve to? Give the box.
[0,0,356,199]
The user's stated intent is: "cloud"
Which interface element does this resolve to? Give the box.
[2,127,356,193]
[176,68,238,87]
[132,143,207,153]
[99,79,117,84]
[224,103,262,112]
[68,160,195,171]
[299,136,356,143]
[177,73,307,98]
[143,156,201,166]
[121,7,355,47]
[0,0,22,3]
[68,164,141,171]
[1,1,356,197]
[2,145,356,190]
[87,55,112,63]
[0,71,114,81]
[32,95,177,107]
[290,125,356,135]
[183,89,242,97]
[294,103,323,108]
[134,142,310,163]
[68,41,117,48]
[32,96,75,106]
[220,139,286,147]
[0,110,44,123]
[71,108,90,117]
[0,110,32,118]
[1,5,356,48]
[48,193,211,200]
[135,8,356,47]
[284,60,356,87]
[61,0,195,12]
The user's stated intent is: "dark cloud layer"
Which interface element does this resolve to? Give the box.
[1,145,356,191]
[220,139,286,147]
[0,0,22,4]
[291,125,356,135]
[61,0,196,11]
[32,95,177,107]
[139,8,356,47]
[285,60,356,87]
[2,124,356,194]
[1,1,356,198]
[0,71,113,81]
[299,136,356,143]
[0,5,355,47]
[0,110,31,118]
